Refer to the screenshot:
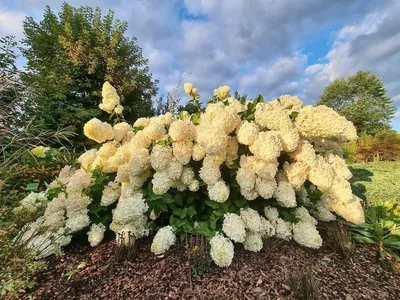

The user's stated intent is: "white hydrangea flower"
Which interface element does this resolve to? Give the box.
[173,140,193,165]
[250,131,283,162]
[133,117,150,128]
[192,143,206,161]
[128,148,151,177]
[101,181,121,206]
[65,212,90,233]
[264,206,280,223]
[275,218,293,240]
[151,226,176,255]
[83,118,115,143]
[184,82,195,95]
[169,120,195,142]
[293,221,322,249]
[18,192,47,213]
[244,232,263,252]
[236,120,259,146]
[151,145,173,171]
[199,164,221,186]
[278,95,304,114]
[208,180,230,203]
[110,192,149,240]
[283,161,309,190]
[167,159,184,180]
[314,199,336,222]
[327,154,352,180]
[152,170,173,195]
[113,122,131,142]
[255,101,293,131]
[256,177,277,199]
[222,213,246,243]
[143,118,166,140]
[188,179,200,192]
[327,194,365,224]
[180,166,195,185]
[214,85,230,100]
[114,104,124,115]
[240,208,264,233]
[210,233,234,267]
[288,139,316,166]
[308,155,335,192]
[78,149,98,171]
[260,217,275,237]
[197,125,228,154]
[236,166,256,193]
[274,181,297,208]
[43,192,66,230]
[87,223,106,247]
[277,128,300,152]
[99,81,120,113]
[295,207,317,225]
[295,105,357,141]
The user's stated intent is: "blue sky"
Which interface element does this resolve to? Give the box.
[1,0,400,131]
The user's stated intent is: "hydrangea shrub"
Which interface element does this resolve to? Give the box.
[18,82,365,267]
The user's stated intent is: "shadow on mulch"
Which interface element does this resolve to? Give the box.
[23,234,400,300]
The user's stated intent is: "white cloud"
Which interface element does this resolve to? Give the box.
[304,0,400,118]
[0,10,26,38]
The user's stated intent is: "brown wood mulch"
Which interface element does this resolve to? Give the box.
[23,236,400,300]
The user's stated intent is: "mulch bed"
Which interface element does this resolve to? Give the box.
[23,235,400,300]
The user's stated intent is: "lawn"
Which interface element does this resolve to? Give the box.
[349,161,400,204]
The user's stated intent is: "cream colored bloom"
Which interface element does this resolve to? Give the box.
[84,118,114,143]
[208,180,230,202]
[100,81,120,113]
[87,223,106,247]
[31,146,50,158]
[151,226,176,255]
[244,232,263,252]
[223,213,246,243]
[184,82,195,95]
[250,131,283,161]
[236,121,259,146]
[295,105,357,141]
[210,233,234,267]
[214,85,230,100]
[293,221,322,249]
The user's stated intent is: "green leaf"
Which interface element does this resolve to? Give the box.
[205,200,220,209]
[174,194,183,206]
[162,193,174,203]
[352,235,376,244]
[187,206,197,217]
[26,183,39,191]
[156,139,168,146]
[289,111,299,121]
[255,94,264,103]
[133,126,144,133]
[180,207,187,219]
[213,210,225,217]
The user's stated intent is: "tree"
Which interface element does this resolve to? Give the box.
[21,3,157,143]
[318,71,396,135]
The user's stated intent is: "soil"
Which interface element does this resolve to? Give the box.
[23,233,400,300]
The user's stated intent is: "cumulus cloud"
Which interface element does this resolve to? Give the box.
[303,0,400,128]
[1,0,398,129]
[0,10,26,38]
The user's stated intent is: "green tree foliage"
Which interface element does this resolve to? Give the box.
[21,3,158,143]
[318,71,396,135]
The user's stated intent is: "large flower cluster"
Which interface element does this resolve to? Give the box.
[18,82,364,267]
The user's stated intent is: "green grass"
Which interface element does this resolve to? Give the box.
[349,161,400,204]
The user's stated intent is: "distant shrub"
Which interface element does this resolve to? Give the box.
[342,130,400,163]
